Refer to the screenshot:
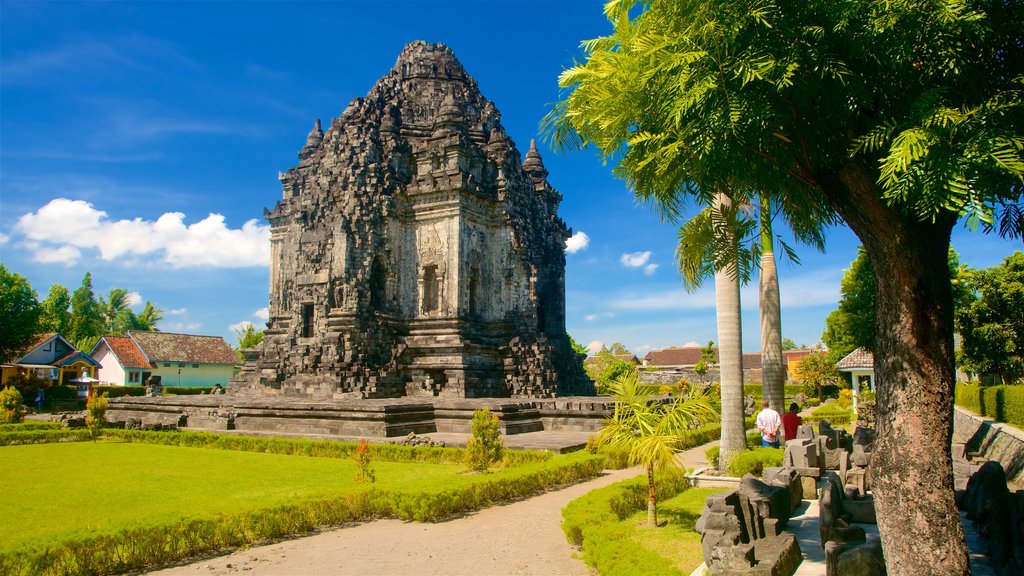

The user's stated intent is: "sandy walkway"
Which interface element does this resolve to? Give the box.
[146,467,639,576]
[148,444,715,576]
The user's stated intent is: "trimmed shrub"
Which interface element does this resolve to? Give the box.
[1,387,26,424]
[0,429,93,446]
[93,386,146,398]
[705,445,720,469]
[0,421,61,433]
[955,383,1024,428]
[805,397,821,407]
[726,447,784,477]
[465,408,504,472]
[162,386,214,396]
[86,393,108,439]
[805,404,853,424]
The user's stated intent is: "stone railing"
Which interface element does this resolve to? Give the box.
[953,406,1024,486]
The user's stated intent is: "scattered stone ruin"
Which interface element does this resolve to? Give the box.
[231,41,589,400]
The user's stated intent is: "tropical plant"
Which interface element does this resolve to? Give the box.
[594,371,717,527]
[99,288,132,334]
[567,333,589,355]
[0,264,41,364]
[795,353,840,401]
[544,0,1022,569]
[465,408,504,472]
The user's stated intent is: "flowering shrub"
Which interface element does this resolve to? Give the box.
[352,439,375,483]
[0,387,25,424]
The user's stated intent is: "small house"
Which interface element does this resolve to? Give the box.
[91,331,239,388]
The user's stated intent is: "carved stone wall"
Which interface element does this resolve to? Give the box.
[232,41,590,399]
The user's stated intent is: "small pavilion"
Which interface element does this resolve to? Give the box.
[835,347,875,414]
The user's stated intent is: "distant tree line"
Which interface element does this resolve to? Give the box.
[0,264,165,362]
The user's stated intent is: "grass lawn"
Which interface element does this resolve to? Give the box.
[636,487,721,572]
[0,440,461,554]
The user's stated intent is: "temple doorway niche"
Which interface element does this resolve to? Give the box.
[421,265,439,315]
[300,303,314,338]
[370,257,387,311]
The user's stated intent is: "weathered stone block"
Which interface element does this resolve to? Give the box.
[825,539,886,576]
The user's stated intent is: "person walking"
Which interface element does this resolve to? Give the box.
[755,400,782,448]
[781,402,802,441]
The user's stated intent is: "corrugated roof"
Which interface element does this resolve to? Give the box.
[129,331,238,365]
[836,348,875,370]
[100,336,152,369]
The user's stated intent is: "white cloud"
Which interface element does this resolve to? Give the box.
[125,291,143,307]
[586,340,605,354]
[644,263,659,276]
[165,308,188,316]
[229,320,254,333]
[163,321,201,332]
[31,245,81,266]
[253,307,270,320]
[683,341,702,348]
[584,314,598,322]
[584,312,615,322]
[13,198,270,268]
[621,251,652,268]
[0,232,9,246]
[565,231,590,254]
[613,288,716,311]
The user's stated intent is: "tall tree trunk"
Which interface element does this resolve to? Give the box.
[715,192,747,472]
[759,196,785,413]
[823,161,969,576]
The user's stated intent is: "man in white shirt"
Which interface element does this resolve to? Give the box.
[755,400,782,448]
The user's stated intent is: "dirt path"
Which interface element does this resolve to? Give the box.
[148,445,714,576]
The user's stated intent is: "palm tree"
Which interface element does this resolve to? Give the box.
[99,288,130,334]
[759,197,785,413]
[711,192,747,472]
[596,370,717,527]
[133,302,164,331]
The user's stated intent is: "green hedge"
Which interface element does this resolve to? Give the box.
[805,404,853,424]
[561,469,692,576]
[0,422,61,433]
[955,383,1024,428]
[726,447,784,477]
[93,386,146,398]
[162,386,215,396]
[0,452,604,576]
[0,429,93,446]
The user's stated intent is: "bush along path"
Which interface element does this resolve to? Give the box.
[147,440,723,576]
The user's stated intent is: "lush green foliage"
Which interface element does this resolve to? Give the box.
[794,353,840,400]
[955,383,1024,428]
[0,428,94,446]
[465,408,504,472]
[726,447,785,477]
[567,333,589,355]
[0,387,26,424]
[562,471,720,575]
[704,445,721,469]
[742,384,806,399]
[68,272,104,352]
[585,351,638,393]
[0,439,602,574]
[957,252,1024,384]
[0,265,41,364]
[38,285,72,336]
[234,323,265,360]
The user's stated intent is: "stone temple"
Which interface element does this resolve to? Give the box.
[231,41,589,400]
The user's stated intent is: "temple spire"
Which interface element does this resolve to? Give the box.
[298,119,324,160]
[522,139,548,183]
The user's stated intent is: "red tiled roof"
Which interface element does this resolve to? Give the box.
[28,333,57,351]
[102,336,152,369]
[644,347,704,366]
[742,352,762,370]
[129,331,238,365]
[836,348,874,370]
[783,349,817,361]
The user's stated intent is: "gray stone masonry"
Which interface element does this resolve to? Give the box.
[231,41,589,400]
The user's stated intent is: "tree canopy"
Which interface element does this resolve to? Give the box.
[0,264,41,364]
[957,251,1024,384]
[546,0,1022,572]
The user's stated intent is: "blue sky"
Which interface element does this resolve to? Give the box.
[1,1,1019,357]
